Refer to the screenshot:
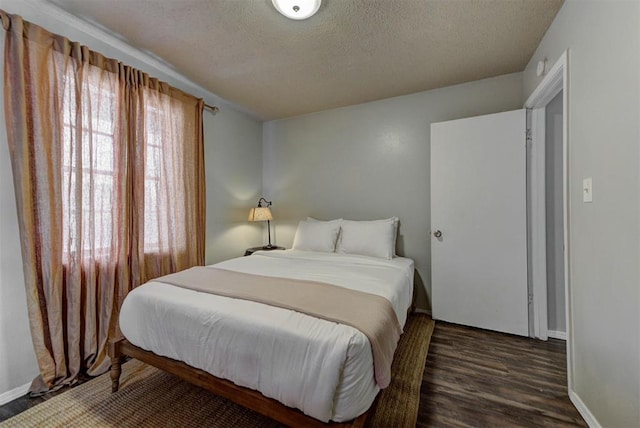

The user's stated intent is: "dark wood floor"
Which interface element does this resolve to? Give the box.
[0,374,91,422]
[1,322,585,426]
[0,385,55,422]
[419,321,586,427]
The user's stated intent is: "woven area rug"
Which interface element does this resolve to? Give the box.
[1,314,434,428]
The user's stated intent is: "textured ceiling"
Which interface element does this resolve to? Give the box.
[46,0,563,121]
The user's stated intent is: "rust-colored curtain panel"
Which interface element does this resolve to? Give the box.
[1,11,205,394]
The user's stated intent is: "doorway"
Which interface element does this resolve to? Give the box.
[525,50,572,389]
[545,91,566,339]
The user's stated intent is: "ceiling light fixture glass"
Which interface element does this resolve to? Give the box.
[272,0,321,20]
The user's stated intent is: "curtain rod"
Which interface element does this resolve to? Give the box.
[204,103,219,114]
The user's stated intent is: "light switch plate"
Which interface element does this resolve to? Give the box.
[583,177,593,203]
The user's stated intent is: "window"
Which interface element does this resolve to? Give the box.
[62,69,117,259]
[60,68,184,260]
[144,105,163,252]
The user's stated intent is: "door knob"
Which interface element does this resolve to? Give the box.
[433,230,442,238]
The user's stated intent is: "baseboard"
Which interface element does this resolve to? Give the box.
[547,330,567,340]
[0,382,30,406]
[569,390,601,428]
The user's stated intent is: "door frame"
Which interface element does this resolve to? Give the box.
[524,50,572,388]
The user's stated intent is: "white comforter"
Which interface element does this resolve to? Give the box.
[119,250,414,422]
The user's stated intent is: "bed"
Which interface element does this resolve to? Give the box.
[110,235,414,426]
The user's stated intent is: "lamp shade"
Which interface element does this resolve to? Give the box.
[248,207,273,222]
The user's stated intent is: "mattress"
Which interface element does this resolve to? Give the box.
[119,250,414,422]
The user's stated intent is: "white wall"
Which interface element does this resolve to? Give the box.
[0,36,38,399]
[204,109,263,264]
[524,1,640,426]
[263,73,524,310]
[0,0,262,399]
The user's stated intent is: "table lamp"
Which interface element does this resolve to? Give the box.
[248,197,275,249]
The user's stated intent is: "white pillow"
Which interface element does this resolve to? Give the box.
[292,220,341,252]
[337,218,398,259]
[306,217,342,223]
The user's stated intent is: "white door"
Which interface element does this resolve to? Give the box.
[430,110,528,336]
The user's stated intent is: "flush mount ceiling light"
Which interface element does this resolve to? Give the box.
[272,0,321,20]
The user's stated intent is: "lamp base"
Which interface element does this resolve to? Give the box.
[262,244,278,250]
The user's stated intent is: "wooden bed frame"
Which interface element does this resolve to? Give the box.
[109,338,369,427]
[108,282,417,427]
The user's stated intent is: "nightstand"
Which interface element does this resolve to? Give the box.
[244,246,285,256]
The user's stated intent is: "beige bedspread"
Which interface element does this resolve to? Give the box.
[154,266,402,388]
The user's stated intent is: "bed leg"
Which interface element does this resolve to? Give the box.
[109,339,122,393]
